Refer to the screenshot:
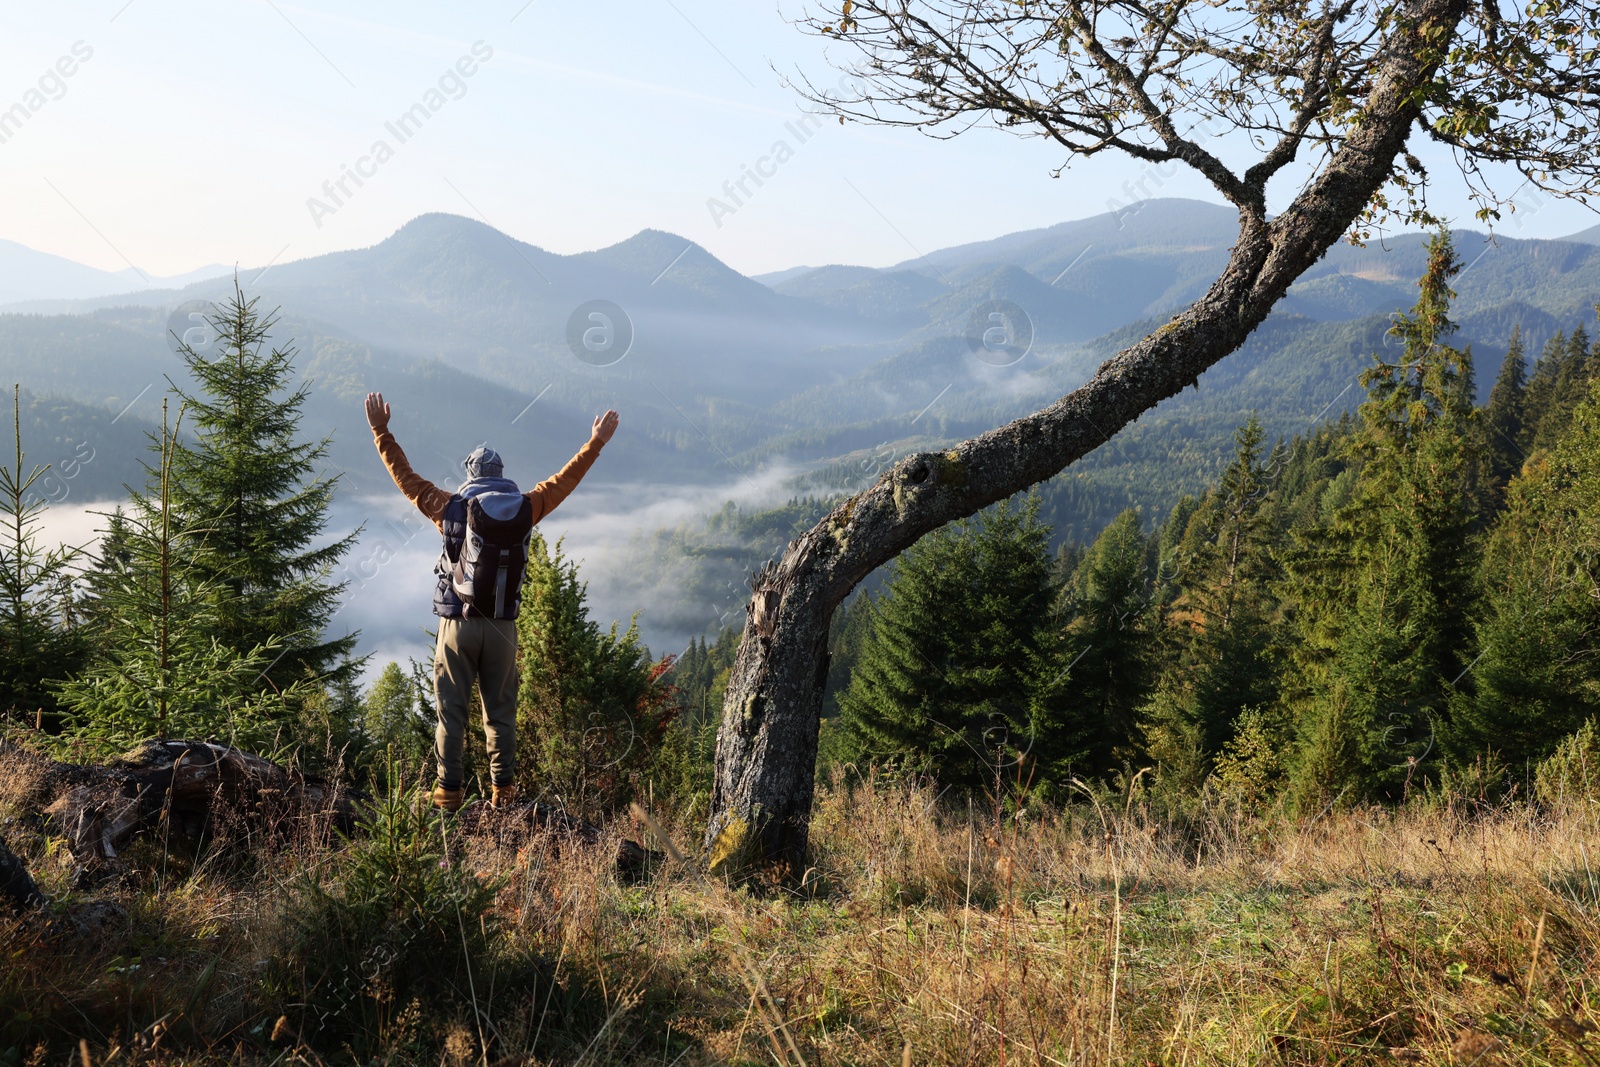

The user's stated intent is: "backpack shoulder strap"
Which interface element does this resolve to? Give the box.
[436,493,469,573]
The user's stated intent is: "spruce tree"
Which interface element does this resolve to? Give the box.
[1446,377,1600,773]
[0,386,86,723]
[1142,417,1283,786]
[673,637,712,719]
[363,659,431,771]
[167,283,358,692]
[664,626,741,792]
[1032,507,1155,782]
[672,626,740,728]
[659,632,717,769]
[839,497,1056,790]
[1148,494,1200,622]
[1283,232,1479,807]
[1532,325,1595,451]
[290,654,372,776]
[1050,541,1085,590]
[1523,330,1569,452]
[1484,328,1528,487]
[1272,421,1356,533]
[55,401,291,750]
[516,533,675,814]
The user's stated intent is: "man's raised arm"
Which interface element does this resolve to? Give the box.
[366,391,453,525]
[528,409,618,524]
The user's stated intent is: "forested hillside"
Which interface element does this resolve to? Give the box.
[670,233,1600,809]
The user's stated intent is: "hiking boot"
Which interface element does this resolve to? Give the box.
[431,784,464,812]
[491,783,518,808]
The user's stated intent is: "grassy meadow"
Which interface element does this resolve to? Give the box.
[7,752,1600,1066]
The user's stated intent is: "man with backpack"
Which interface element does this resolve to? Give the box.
[365,391,619,811]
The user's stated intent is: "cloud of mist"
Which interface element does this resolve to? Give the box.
[333,462,810,673]
[34,462,806,689]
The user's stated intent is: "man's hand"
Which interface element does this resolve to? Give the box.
[592,409,619,444]
[365,392,391,433]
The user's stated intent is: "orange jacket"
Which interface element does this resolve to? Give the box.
[372,426,604,529]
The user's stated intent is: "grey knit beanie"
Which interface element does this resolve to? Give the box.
[464,445,503,479]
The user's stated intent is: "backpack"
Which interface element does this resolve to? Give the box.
[443,489,535,619]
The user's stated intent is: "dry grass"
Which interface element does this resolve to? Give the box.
[9,766,1600,1064]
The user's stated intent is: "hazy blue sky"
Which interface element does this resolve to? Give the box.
[3,1,1595,278]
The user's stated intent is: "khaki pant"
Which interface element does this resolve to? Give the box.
[433,615,519,788]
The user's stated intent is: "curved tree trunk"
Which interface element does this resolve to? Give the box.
[704,0,1470,874]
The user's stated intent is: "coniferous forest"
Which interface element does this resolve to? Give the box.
[673,233,1600,816]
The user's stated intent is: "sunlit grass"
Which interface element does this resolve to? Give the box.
[6,760,1600,1064]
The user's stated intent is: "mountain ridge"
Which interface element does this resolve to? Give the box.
[9,200,1600,660]
[6,202,1600,510]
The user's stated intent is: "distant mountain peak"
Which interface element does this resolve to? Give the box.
[889,197,1238,280]
[578,229,757,291]
[382,211,544,253]
[593,228,707,261]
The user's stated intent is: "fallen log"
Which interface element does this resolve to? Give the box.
[2,738,359,872]
[1,738,660,878]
